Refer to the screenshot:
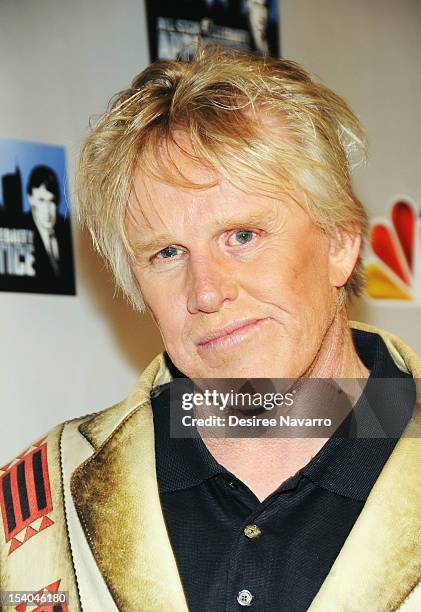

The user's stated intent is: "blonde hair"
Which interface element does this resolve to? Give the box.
[76,44,368,312]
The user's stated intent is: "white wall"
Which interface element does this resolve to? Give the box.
[281,0,421,344]
[0,0,163,465]
[1,0,420,464]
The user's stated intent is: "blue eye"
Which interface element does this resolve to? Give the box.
[157,246,179,259]
[231,230,255,245]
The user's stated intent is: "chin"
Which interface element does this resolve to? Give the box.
[193,352,292,380]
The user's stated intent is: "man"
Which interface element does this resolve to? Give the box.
[1,46,420,611]
[26,165,76,294]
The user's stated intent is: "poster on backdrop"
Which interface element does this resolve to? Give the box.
[145,0,280,61]
[0,139,76,295]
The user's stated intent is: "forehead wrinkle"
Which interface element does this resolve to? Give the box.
[131,159,219,227]
[129,188,208,254]
[132,196,283,255]
[128,170,177,234]
[151,142,216,188]
[126,180,152,232]
[129,156,292,256]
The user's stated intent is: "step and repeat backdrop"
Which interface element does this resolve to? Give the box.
[0,0,420,465]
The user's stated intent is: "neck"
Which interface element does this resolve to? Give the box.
[304,304,370,379]
[201,306,370,502]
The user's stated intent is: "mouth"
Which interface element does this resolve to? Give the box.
[196,317,271,352]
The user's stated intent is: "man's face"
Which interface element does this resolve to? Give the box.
[127,145,354,380]
[28,184,57,232]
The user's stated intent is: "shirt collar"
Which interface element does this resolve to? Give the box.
[151,382,223,493]
[151,329,416,499]
[300,329,415,501]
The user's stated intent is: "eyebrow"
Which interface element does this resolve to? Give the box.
[133,208,280,255]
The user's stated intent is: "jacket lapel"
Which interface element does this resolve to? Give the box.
[308,408,421,611]
[70,322,421,611]
[70,354,188,612]
[308,321,421,610]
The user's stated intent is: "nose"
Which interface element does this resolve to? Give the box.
[187,253,239,314]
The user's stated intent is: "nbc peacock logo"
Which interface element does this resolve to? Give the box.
[364,198,421,304]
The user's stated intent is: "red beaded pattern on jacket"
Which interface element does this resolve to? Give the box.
[0,437,54,555]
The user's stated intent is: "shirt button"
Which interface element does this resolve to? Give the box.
[237,589,253,607]
[244,524,261,539]
[225,479,238,490]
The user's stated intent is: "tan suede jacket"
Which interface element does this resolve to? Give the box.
[0,321,420,611]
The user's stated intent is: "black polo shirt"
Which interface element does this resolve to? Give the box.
[150,329,415,612]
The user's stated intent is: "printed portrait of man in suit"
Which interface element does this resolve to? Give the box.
[26,165,76,295]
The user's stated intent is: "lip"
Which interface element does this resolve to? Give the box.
[196,317,270,350]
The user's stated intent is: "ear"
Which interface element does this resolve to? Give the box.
[328,225,361,288]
